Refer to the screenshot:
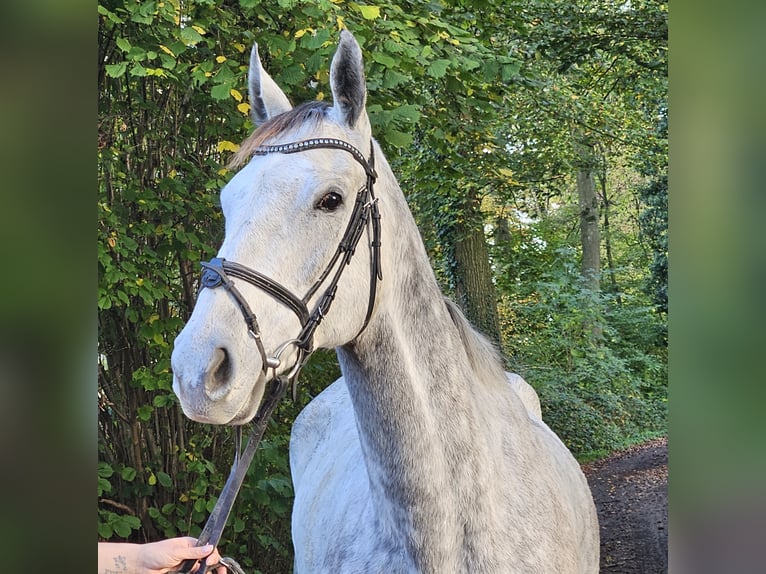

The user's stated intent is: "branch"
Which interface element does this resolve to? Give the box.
[99,498,136,515]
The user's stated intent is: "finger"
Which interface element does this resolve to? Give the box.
[188,543,215,559]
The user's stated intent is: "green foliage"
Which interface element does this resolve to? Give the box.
[501,247,667,456]
[639,174,668,316]
[638,111,668,318]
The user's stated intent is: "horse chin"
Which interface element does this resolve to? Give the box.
[226,393,262,425]
[175,377,266,426]
[222,378,269,425]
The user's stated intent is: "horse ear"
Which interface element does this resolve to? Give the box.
[329,30,368,129]
[249,43,292,127]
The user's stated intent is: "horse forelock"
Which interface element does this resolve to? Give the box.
[229,100,332,169]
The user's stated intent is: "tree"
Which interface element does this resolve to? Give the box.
[575,136,601,294]
[494,0,667,330]
[479,0,668,449]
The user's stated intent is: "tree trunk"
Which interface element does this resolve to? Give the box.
[599,168,622,305]
[577,167,600,292]
[450,217,503,347]
[575,137,603,341]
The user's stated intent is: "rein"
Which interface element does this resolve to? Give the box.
[176,137,381,573]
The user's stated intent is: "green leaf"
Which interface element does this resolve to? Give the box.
[116,38,132,52]
[358,5,381,20]
[211,82,233,101]
[383,129,413,147]
[127,46,147,62]
[105,62,127,78]
[233,517,245,533]
[278,64,304,87]
[158,471,172,488]
[168,41,187,57]
[159,53,176,70]
[98,477,112,496]
[113,515,141,537]
[427,59,451,78]
[124,515,142,529]
[98,462,114,478]
[121,466,137,481]
[130,12,153,25]
[98,5,124,24]
[137,405,153,421]
[482,59,499,82]
[460,57,480,71]
[180,26,204,46]
[383,69,409,88]
[116,290,130,305]
[301,28,330,50]
[129,64,147,77]
[391,104,420,124]
[372,52,396,68]
[501,61,521,82]
[153,394,176,408]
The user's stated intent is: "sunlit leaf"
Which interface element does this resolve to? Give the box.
[358,5,381,20]
[180,26,204,46]
[217,140,240,153]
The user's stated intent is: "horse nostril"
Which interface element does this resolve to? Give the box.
[208,347,232,391]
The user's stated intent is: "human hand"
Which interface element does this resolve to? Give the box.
[137,536,226,574]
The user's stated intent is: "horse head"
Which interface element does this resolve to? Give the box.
[172,31,380,425]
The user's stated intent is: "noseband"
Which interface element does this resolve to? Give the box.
[176,137,381,573]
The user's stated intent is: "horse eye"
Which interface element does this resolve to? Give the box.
[316,191,343,212]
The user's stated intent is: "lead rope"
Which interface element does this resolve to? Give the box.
[172,377,289,574]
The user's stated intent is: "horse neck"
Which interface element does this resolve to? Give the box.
[336,164,508,568]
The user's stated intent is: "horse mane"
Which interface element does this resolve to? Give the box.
[229,100,332,169]
[443,297,508,385]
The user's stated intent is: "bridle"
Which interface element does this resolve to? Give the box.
[199,137,381,388]
[176,137,381,573]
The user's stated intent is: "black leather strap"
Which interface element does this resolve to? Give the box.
[175,377,289,574]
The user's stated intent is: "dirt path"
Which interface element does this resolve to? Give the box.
[582,436,668,573]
